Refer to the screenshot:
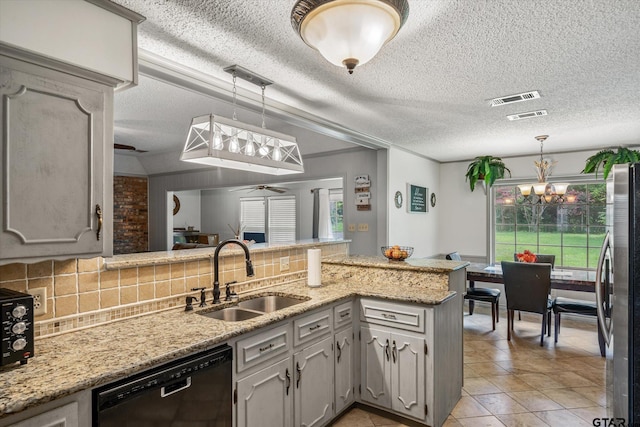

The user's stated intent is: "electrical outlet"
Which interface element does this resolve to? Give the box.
[280,256,290,271]
[347,224,356,232]
[357,223,369,232]
[27,287,47,316]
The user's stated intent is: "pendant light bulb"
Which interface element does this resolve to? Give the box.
[229,132,240,153]
[212,128,223,150]
[244,132,256,156]
[272,138,282,161]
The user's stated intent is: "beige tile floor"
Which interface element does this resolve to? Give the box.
[331,303,606,427]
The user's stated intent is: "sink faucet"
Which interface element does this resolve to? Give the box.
[213,238,254,304]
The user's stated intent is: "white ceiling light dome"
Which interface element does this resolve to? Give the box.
[291,0,409,74]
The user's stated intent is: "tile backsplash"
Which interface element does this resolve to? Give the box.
[0,242,348,338]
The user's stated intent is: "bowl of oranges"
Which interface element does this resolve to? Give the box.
[381,245,413,261]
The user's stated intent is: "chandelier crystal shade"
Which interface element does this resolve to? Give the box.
[291,0,409,74]
[517,135,570,204]
[180,65,304,175]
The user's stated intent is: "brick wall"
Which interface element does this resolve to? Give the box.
[113,176,148,254]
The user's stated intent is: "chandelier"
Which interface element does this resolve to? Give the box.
[291,0,409,74]
[517,135,571,204]
[180,65,304,175]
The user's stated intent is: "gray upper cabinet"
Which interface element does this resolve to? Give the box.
[0,0,144,265]
[0,54,113,264]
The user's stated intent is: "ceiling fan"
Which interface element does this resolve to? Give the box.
[229,185,290,194]
[114,143,148,153]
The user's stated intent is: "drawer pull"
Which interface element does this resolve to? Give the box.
[392,340,397,363]
[259,343,275,352]
[336,341,342,363]
[309,324,322,331]
[296,362,301,388]
[385,339,390,361]
[382,313,397,320]
[339,311,350,318]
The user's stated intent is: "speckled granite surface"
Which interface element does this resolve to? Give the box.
[322,255,469,273]
[104,239,349,269]
[0,277,454,418]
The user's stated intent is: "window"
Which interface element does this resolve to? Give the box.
[493,180,608,269]
[329,189,344,239]
[268,196,296,242]
[240,196,296,243]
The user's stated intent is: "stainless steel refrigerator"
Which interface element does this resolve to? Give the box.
[597,163,640,424]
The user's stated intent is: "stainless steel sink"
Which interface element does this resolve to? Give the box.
[238,295,307,313]
[199,307,263,322]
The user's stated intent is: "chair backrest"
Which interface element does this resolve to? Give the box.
[513,253,555,268]
[446,252,462,261]
[243,232,266,243]
[501,261,551,315]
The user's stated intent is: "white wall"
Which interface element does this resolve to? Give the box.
[114,154,148,176]
[387,147,440,258]
[172,190,201,231]
[438,148,602,260]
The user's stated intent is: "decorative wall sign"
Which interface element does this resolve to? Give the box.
[407,183,428,213]
[355,174,371,211]
[394,191,403,208]
[173,195,181,215]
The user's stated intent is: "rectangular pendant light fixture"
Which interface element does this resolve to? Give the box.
[180,65,304,175]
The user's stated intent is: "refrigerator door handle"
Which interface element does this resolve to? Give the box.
[595,230,613,346]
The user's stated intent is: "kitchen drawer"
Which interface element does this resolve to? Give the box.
[333,300,353,329]
[359,298,425,333]
[293,308,331,347]
[236,323,290,373]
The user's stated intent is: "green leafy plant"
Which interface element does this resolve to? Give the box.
[465,156,511,191]
[581,147,640,180]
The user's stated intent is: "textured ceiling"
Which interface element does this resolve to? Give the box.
[113,0,640,165]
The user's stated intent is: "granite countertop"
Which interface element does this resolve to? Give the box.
[0,277,454,418]
[104,238,350,269]
[322,255,470,273]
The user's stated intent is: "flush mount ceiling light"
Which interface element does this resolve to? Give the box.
[180,65,304,175]
[291,0,409,74]
[517,135,571,204]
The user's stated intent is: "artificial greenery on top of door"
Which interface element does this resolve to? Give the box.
[465,156,511,191]
[581,147,640,180]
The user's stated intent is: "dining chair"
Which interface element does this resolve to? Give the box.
[553,297,606,357]
[501,261,552,346]
[512,254,555,321]
[447,252,500,330]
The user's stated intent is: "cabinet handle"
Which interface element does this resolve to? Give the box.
[392,340,397,363]
[285,368,291,395]
[336,341,342,363]
[382,313,397,320]
[339,311,350,318]
[385,339,390,361]
[95,204,102,241]
[296,362,301,388]
[259,343,274,352]
[309,324,321,331]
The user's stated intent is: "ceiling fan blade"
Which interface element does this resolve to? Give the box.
[114,143,148,153]
[268,187,287,193]
[229,187,256,192]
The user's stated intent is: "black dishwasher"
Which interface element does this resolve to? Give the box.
[93,344,232,426]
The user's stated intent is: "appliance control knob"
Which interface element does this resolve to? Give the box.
[12,322,27,334]
[12,338,27,351]
[12,305,27,319]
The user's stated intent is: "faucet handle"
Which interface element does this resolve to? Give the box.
[225,281,238,301]
[191,287,207,306]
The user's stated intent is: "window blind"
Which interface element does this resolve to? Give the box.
[268,196,296,243]
[240,198,265,233]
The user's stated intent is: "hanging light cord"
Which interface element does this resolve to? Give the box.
[261,84,266,129]
[232,72,237,121]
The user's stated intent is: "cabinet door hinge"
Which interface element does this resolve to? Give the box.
[358,330,361,340]
[352,331,355,340]
[425,404,428,415]
[359,384,361,394]
[424,342,428,355]
[233,388,237,404]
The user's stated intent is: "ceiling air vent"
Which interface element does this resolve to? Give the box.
[507,110,548,121]
[490,91,540,107]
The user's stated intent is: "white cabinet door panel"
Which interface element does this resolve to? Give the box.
[391,332,425,420]
[360,326,391,408]
[294,337,334,427]
[334,326,354,414]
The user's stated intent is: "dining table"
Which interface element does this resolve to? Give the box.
[466,262,598,293]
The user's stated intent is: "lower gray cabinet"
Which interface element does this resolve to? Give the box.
[360,326,426,421]
[236,357,292,427]
[334,326,355,415]
[293,337,334,427]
